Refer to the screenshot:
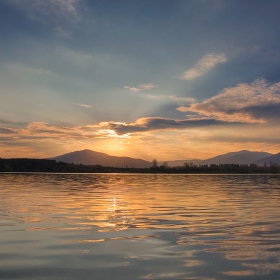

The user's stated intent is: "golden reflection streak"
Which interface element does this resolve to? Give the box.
[2,173,280,276]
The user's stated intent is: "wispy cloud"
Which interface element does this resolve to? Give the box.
[8,0,82,35]
[0,121,130,143]
[177,79,280,123]
[75,103,92,108]
[0,127,17,135]
[180,53,227,80]
[169,96,197,103]
[124,84,157,92]
[10,0,81,17]
[134,93,196,103]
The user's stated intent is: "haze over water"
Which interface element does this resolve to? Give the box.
[1,173,280,280]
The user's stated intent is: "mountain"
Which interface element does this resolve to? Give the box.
[53,149,276,168]
[53,149,152,168]
[253,152,280,166]
[202,150,272,165]
[167,150,272,166]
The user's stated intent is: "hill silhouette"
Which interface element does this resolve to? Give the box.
[253,152,280,166]
[53,149,277,168]
[202,150,272,165]
[53,149,151,168]
[167,150,272,166]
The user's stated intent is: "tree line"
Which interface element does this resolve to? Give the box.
[151,159,280,173]
[0,158,279,173]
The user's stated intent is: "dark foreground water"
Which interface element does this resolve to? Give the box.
[1,173,280,280]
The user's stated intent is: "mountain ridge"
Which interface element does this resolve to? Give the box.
[167,150,272,167]
[53,149,152,168]
[52,149,279,168]
[253,152,280,166]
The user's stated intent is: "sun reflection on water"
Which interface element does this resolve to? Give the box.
[0,173,280,279]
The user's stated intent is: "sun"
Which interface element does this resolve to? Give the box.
[98,129,130,139]
[107,130,118,137]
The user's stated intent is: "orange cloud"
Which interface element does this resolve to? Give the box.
[178,79,280,123]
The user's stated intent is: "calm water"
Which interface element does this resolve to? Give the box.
[1,174,280,280]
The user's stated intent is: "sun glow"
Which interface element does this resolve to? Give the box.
[106,129,118,137]
[98,129,130,139]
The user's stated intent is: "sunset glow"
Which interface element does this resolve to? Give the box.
[1,1,280,160]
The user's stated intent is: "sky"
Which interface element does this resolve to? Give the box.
[1,0,280,161]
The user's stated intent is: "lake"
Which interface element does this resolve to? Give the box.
[1,173,280,280]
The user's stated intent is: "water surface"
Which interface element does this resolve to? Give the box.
[1,173,280,279]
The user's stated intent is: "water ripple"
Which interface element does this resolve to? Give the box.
[1,173,280,279]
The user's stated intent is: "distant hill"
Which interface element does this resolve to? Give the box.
[167,150,272,166]
[53,149,152,168]
[202,150,272,165]
[253,152,280,166]
[52,149,275,168]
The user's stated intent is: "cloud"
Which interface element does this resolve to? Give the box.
[124,84,157,92]
[0,127,17,135]
[169,96,197,103]
[177,79,280,122]
[8,0,82,35]
[128,93,196,103]
[11,0,81,17]
[0,122,97,142]
[75,103,92,108]
[0,121,133,144]
[97,117,240,135]
[180,53,227,80]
